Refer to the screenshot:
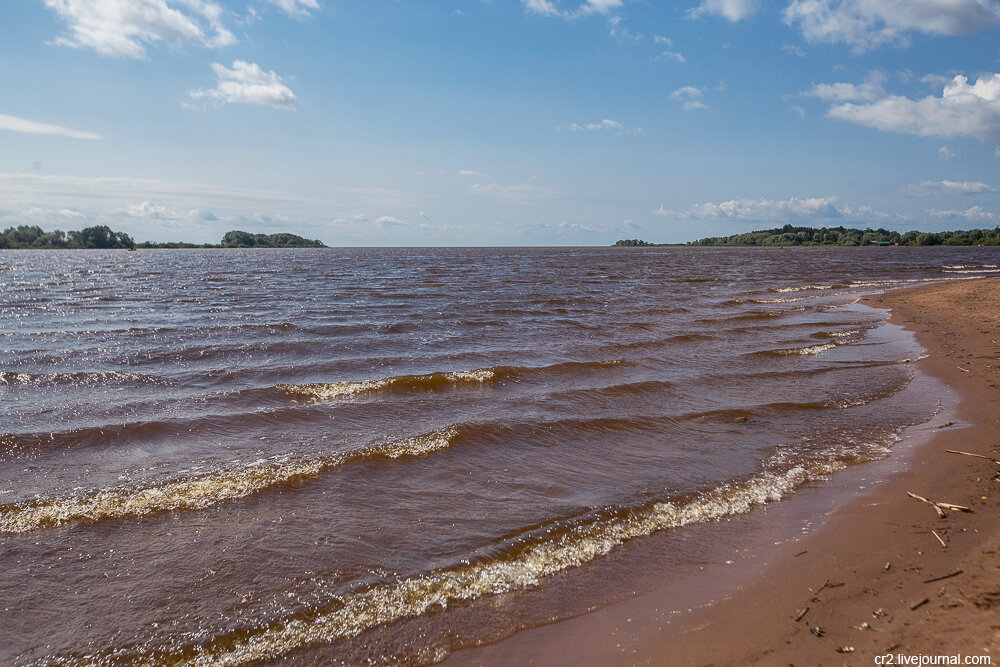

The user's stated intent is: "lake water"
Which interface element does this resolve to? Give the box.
[2,246,998,665]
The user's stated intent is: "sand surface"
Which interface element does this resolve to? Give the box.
[446,278,1000,666]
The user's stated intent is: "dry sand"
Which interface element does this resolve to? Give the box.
[447,278,1000,666]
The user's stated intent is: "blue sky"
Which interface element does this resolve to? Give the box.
[1,0,999,245]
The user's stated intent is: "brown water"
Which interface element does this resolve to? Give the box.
[1,246,998,665]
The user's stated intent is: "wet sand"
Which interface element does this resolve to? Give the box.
[446,277,1000,666]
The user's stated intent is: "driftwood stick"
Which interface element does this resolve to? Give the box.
[923,570,963,584]
[906,491,947,518]
[931,530,947,548]
[794,606,810,622]
[936,502,972,513]
[910,597,930,611]
[946,450,1000,465]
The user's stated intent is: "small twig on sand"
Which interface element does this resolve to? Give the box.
[907,491,947,518]
[931,530,947,548]
[947,450,1000,465]
[936,502,972,513]
[957,366,970,373]
[794,606,810,622]
[910,597,930,611]
[923,570,963,584]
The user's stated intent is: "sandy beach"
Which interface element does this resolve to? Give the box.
[447,277,1000,666]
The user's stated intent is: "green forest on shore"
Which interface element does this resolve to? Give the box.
[616,224,1000,247]
[0,226,326,249]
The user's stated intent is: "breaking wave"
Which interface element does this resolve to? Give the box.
[54,455,850,666]
[278,361,624,401]
[0,428,459,534]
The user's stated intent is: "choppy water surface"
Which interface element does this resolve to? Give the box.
[2,246,997,665]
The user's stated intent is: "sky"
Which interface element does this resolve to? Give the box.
[1,0,999,245]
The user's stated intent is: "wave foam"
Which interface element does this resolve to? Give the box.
[0,428,459,534]
[65,458,846,666]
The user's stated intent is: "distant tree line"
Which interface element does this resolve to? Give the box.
[219,230,325,248]
[616,224,1000,247]
[0,225,135,249]
[613,239,658,247]
[0,225,327,249]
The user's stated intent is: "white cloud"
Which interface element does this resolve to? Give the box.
[0,113,100,140]
[670,86,708,111]
[123,200,176,219]
[938,146,957,160]
[654,35,673,46]
[267,0,320,16]
[654,196,845,222]
[459,169,490,178]
[558,118,642,133]
[661,50,686,63]
[188,61,297,110]
[607,15,641,40]
[687,0,759,22]
[468,183,558,203]
[826,73,1000,143]
[783,0,1000,53]
[374,215,408,227]
[521,0,622,19]
[557,221,599,232]
[0,172,317,235]
[899,180,996,198]
[189,208,217,221]
[804,72,886,102]
[791,105,807,118]
[928,205,999,222]
[783,43,807,57]
[44,0,235,59]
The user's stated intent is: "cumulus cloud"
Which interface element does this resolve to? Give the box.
[654,196,846,222]
[123,200,176,219]
[687,0,759,22]
[804,72,886,102]
[189,208,217,221]
[826,73,1000,143]
[899,180,996,198]
[521,0,623,19]
[783,0,1000,53]
[188,61,297,109]
[0,113,100,140]
[374,215,408,226]
[558,221,599,232]
[558,118,642,133]
[670,86,707,111]
[928,205,999,223]
[267,0,320,16]
[44,0,235,58]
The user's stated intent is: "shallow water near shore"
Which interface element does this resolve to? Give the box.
[2,246,998,665]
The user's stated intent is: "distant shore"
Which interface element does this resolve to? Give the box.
[446,278,1000,665]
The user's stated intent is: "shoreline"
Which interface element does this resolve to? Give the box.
[445,278,1000,665]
